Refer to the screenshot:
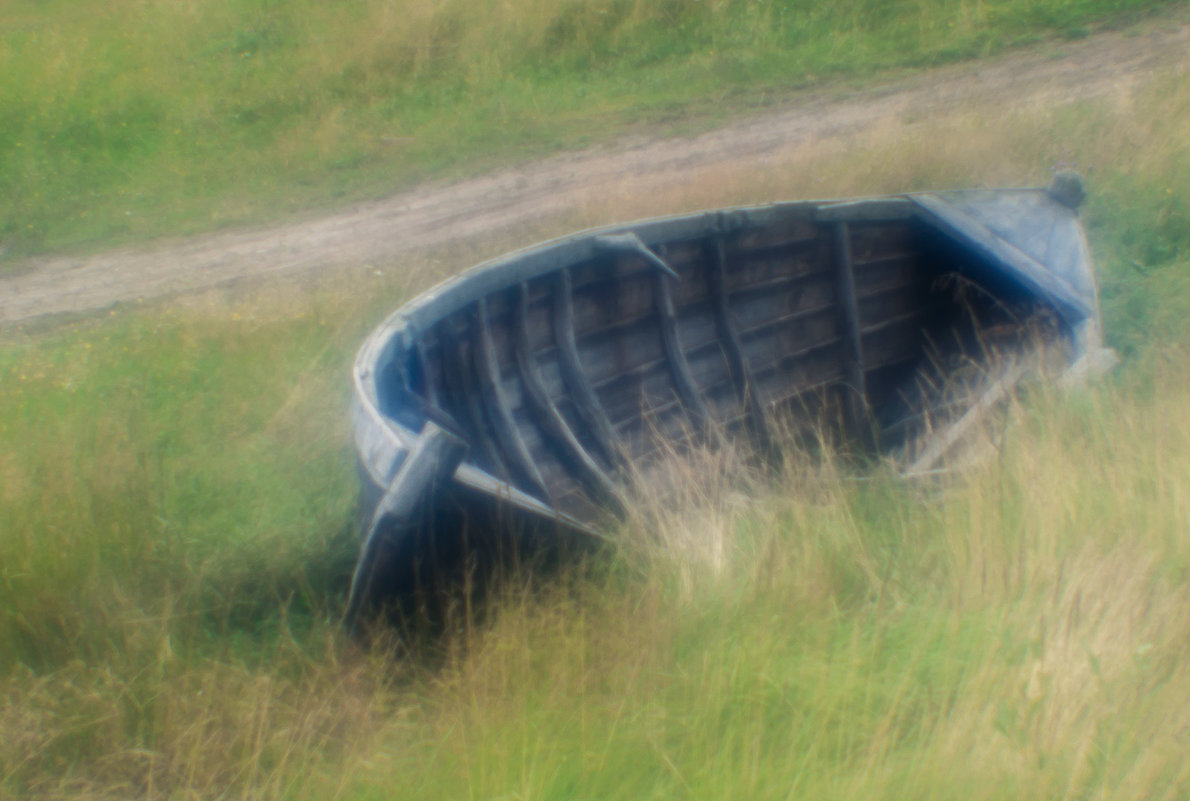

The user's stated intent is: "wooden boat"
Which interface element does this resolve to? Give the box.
[344,173,1114,625]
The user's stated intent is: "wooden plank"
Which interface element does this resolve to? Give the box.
[711,236,774,451]
[554,268,621,466]
[834,222,869,434]
[654,265,712,427]
[531,304,724,403]
[722,250,826,295]
[902,356,1034,477]
[597,345,734,429]
[857,292,939,335]
[439,317,508,479]
[751,339,845,386]
[571,270,657,335]
[594,232,681,279]
[846,221,918,262]
[475,297,549,499]
[343,421,467,633]
[513,282,622,505]
[611,378,738,435]
[814,198,915,223]
[729,214,819,251]
[740,308,842,367]
[415,338,438,408]
[736,300,837,342]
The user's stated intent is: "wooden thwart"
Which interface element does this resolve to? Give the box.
[902,355,1035,477]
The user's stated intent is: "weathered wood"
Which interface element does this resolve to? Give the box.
[343,421,467,632]
[571,270,658,334]
[544,279,890,400]
[912,193,1093,323]
[415,338,438,408]
[654,262,712,427]
[439,319,507,478]
[833,222,869,434]
[349,180,1109,599]
[554,268,621,465]
[594,232,681,280]
[902,355,1034,476]
[722,252,826,296]
[513,282,622,505]
[710,235,774,451]
[558,245,919,394]
[815,198,915,223]
[597,343,733,428]
[475,297,549,499]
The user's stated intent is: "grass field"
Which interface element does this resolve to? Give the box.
[0,0,1183,261]
[3,4,1190,800]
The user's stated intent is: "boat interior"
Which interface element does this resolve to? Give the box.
[372,206,1070,525]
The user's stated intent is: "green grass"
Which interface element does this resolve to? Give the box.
[0,297,367,671]
[0,0,1183,262]
[3,37,1190,801]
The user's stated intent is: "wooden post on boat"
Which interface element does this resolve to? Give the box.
[343,422,467,634]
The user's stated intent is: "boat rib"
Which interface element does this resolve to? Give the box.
[440,319,508,479]
[833,222,869,432]
[652,251,712,429]
[710,234,774,451]
[475,297,549,499]
[415,339,438,408]
[554,267,621,466]
[513,282,622,505]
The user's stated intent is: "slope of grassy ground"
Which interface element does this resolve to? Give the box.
[0,0,1182,261]
[3,62,1189,797]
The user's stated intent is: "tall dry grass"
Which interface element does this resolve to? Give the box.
[380,352,1190,801]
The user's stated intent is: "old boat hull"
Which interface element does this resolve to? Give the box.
[346,177,1111,622]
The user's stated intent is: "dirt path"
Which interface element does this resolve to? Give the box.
[2,19,1187,326]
